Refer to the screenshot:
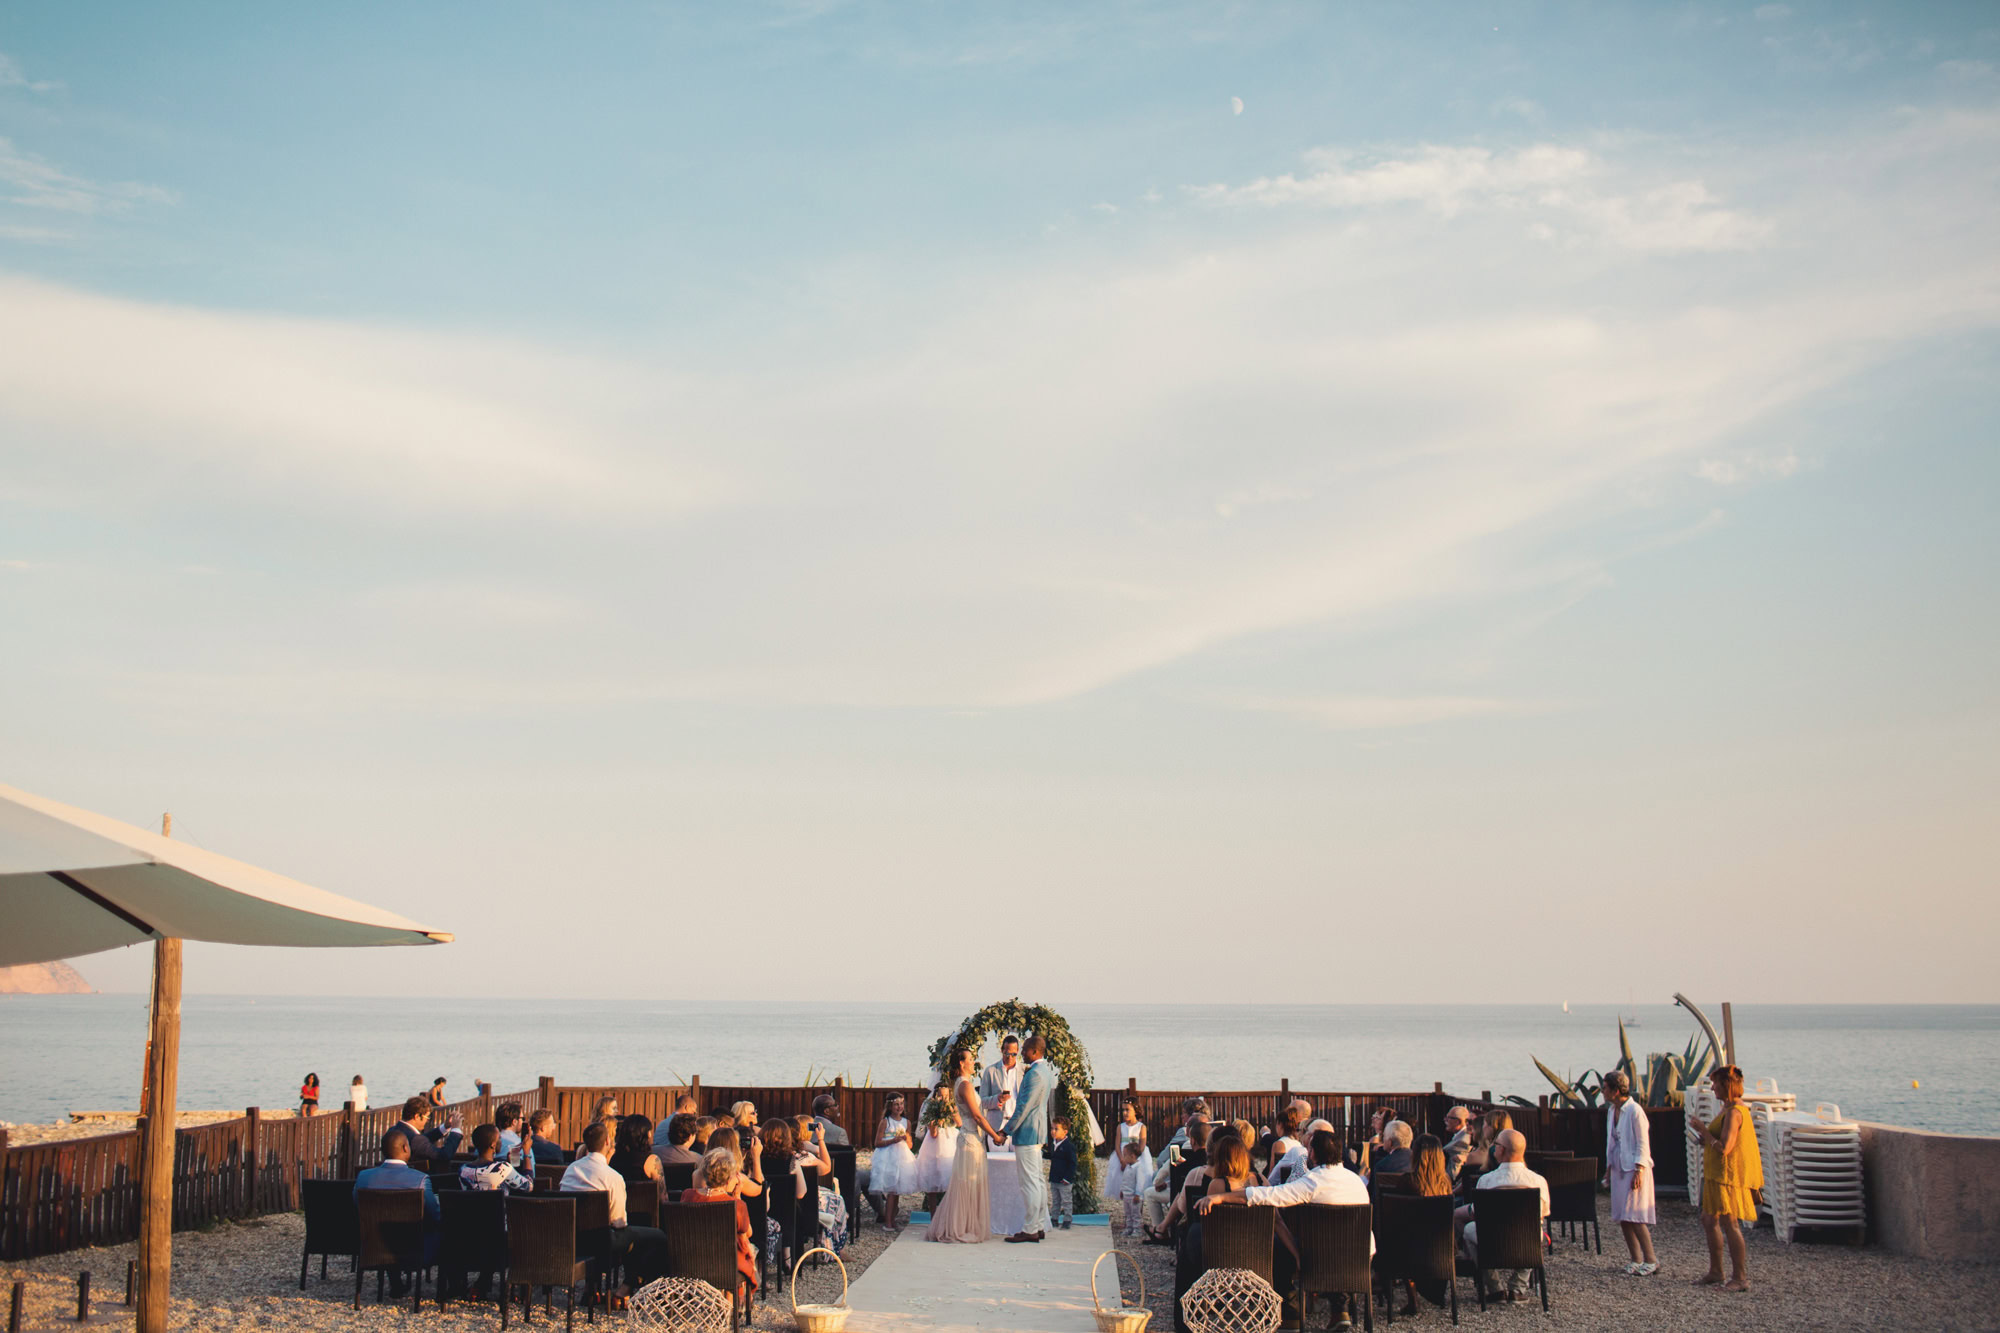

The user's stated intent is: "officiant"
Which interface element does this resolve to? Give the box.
[980,1033,1023,1142]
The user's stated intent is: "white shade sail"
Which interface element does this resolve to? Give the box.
[0,783,452,966]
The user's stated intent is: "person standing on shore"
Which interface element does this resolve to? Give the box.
[349,1075,368,1113]
[1604,1071,1658,1275]
[1689,1065,1762,1293]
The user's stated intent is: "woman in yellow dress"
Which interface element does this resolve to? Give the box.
[1687,1065,1762,1292]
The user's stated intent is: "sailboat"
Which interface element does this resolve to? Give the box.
[1562,999,1569,1014]
[1622,988,1641,1027]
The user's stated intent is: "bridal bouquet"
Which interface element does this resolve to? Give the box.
[919,1093,957,1133]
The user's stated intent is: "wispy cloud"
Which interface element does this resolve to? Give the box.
[0,51,62,93]
[1232,694,1562,730]
[0,136,173,215]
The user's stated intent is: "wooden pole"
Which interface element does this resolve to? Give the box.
[1721,1003,1737,1070]
[137,811,182,1333]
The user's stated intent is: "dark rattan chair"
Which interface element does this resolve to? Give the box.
[564,1189,615,1305]
[502,1194,589,1330]
[742,1171,771,1298]
[828,1145,859,1241]
[438,1189,508,1305]
[1542,1157,1600,1253]
[626,1177,661,1228]
[1523,1150,1573,1174]
[1375,1192,1457,1326]
[354,1188,429,1312]
[1197,1203,1276,1286]
[662,1162,696,1195]
[659,1199,744,1330]
[534,1164,568,1194]
[763,1158,798,1291]
[300,1178,359,1288]
[1371,1171,1410,1197]
[1289,1202,1374,1333]
[1469,1188,1547,1313]
[795,1167,823,1268]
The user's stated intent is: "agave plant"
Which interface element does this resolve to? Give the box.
[1529,996,1719,1110]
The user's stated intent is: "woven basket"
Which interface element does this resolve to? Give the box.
[790,1246,851,1333]
[1091,1249,1152,1333]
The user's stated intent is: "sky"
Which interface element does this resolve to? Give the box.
[2,2,1996,1004]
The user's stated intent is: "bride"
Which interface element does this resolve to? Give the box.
[925,1047,1007,1243]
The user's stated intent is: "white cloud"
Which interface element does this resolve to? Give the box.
[1233,694,1561,730]
[1695,451,1802,485]
[0,136,173,215]
[1189,141,1772,252]
[0,51,61,93]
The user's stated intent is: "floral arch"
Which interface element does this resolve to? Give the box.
[925,998,1102,1211]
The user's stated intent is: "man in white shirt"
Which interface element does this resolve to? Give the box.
[1462,1129,1549,1303]
[979,1035,1023,1134]
[1199,1130,1370,1331]
[561,1122,668,1287]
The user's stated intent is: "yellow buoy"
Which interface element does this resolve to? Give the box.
[1912,1079,1920,1089]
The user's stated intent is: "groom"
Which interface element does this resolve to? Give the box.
[997,1034,1053,1243]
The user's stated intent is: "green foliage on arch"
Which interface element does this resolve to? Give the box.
[925,998,1102,1213]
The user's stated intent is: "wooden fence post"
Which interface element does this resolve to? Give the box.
[243,1109,259,1217]
[538,1076,556,1114]
[690,1075,701,1111]
[1280,1078,1290,1097]
[339,1103,356,1180]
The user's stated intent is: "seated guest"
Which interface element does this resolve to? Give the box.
[1144,1117,1208,1240]
[730,1101,760,1130]
[704,1123,765,1199]
[460,1123,533,1191]
[1368,1105,1399,1152]
[610,1114,665,1191]
[1199,1130,1369,1333]
[1270,1118,1334,1186]
[680,1145,760,1316]
[674,1092,699,1118]
[386,1095,463,1167]
[1370,1120,1414,1182]
[690,1116,718,1151]
[655,1114,703,1165]
[561,1122,669,1294]
[1442,1106,1474,1181]
[1459,1129,1549,1304]
[1174,1134,1260,1321]
[1165,1097,1212,1155]
[526,1109,567,1166]
[355,1129,440,1294]
[812,1094,850,1146]
[1264,1103,1307,1183]
[790,1114,847,1251]
[577,1094,620,1155]
[1409,1134,1452,1197]
[494,1102,526,1166]
[1455,1110,1513,1202]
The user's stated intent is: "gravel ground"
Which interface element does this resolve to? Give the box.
[1,1175,902,1331]
[1110,1200,2000,1332]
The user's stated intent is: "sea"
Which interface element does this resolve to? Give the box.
[2,998,1995,1136]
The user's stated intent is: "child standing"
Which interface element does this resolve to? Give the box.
[869,1093,919,1232]
[1112,1142,1144,1236]
[1047,1117,1077,1229]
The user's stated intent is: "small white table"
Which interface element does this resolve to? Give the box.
[988,1150,1026,1236]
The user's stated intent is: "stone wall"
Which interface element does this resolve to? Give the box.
[1858,1121,2000,1262]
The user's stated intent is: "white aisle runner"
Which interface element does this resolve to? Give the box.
[841,1224,1114,1333]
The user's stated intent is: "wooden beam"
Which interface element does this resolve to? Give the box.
[135,935,182,1333]
[1721,1003,1737,1070]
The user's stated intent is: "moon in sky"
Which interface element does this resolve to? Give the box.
[1231,96,1245,115]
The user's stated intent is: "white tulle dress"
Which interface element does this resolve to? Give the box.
[870,1115,918,1194]
[914,1114,960,1193]
[1103,1120,1154,1198]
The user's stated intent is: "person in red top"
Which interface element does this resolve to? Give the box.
[298,1073,320,1117]
[680,1145,759,1315]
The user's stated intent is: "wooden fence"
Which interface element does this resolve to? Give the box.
[0,1076,1681,1259]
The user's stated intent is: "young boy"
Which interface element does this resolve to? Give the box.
[1047,1117,1078,1229]
[1114,1141,1144,1236]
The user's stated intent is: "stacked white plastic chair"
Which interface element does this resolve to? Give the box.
[1761,1103,1864,1243]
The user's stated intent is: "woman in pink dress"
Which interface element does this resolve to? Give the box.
[925,1049,1006,1244]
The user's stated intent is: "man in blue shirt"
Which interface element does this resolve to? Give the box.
[354,1130,440,1294]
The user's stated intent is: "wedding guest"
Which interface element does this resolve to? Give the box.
[674,1093,699,1117]
[495,1102,526,1165]
[1368,1105,1399,1152]
[610,1114,665,1192]
[868,1093,917,1232]
[1144,1118,1207,1240]
[730,1101,760,1130]
[1199,1130,1370,1333]
[1409,1135,1452,1197]
[561,1122,668,1293]
[1457,1110,1512,1200]
[690,1116,718,1151]
[1604,1070,1658,1275]
[1105,1101,1153,1217]
[1110,1141,1145,1236]
[583,1094,620,1149]
[1047,1116,1078,1230]
[1165,1097,1212,1155]
[354,1130,439,1295]
[1176,1135,1259,1327]
[459,1124,532,1191]
[1460,1130,1549,1304]
[790,1114,847,1251]
[656,1114,703,1165]
[526,1109,566,1166]
[387,1095,463,1166]
[427,1077,449,1110]
[980,1035,1023,1131]
[1442,1106,1474,1180]
[1370,1120,1414,1181]
[812,1094,850,1146]
[913,1083,959,1209]
[349,1074,368,1113]
[1271,1118,1334,1186]
[1690,1065,1761,1293]
[704,1121,764,1200]
[679,1147,759,1316]
[299,1072,320,1117]
[1265,1103,1306,1181]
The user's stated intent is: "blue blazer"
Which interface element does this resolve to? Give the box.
[354,1162,440,1224]
[999,1060,1054,1147]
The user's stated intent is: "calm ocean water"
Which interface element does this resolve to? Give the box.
[1,998,1994,1136]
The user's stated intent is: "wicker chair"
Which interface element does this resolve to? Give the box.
[1288,1202,1374,1333]
[354,1188,429,1312]
[1542,1157,1600,1253]
[1523,1150,1574,1174]
[438,1189,508,1305]
[1469,1188,1548,1313]
[300,1178,358,1288]
[627,1178,662,1229]
[741,1172,771,1298]
[659,1199,744,1331]
[795,1167,824,1268]
[763,1157,799,1291]
[1374,1192,1457,1326]
[502,1194,589,1330]
[663,1162,697,1195]
[564,1189,615,1305]
[1370,1172,1410,1198]
[1197,1204,1276,1286]
[534,1164,568,1194]
[828,1145,859,1239]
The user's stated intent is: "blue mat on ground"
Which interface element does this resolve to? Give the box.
[903,1212,1110,1225]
